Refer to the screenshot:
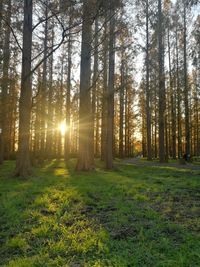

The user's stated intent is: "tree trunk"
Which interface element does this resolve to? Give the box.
[0,0,11,162]
[46,24,54,159]
[91,18,99,163]
[119,51,125,158]
[168,27,176,159]
[106,9,115,169]
[183,4,190,156]
[146,0,152,161]
[175,23,182,158]
[15,0,33,177]
[76,0,93,171]
[33,69,42,160]
[40,2,48,161]
[65,15,72,161]
[101,16,108,161]
[158,0,166,163]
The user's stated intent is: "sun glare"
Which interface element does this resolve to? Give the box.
[59,121,67,136]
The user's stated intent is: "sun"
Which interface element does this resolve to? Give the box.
[58,121,68,136]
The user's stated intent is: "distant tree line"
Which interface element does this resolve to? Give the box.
[0,0,199,176]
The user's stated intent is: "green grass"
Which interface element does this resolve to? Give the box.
[140,157,200,166]
[0,160,200,267]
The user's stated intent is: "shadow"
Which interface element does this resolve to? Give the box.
[0,159,200,266]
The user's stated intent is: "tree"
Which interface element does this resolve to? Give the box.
[15,0,33,177]
[183,1,190,157]
[76,0,94,171]
[101,14,108,161]
[105,7,116,169]
[91,17,99,164]
[64,12,72,161]
[145,0,152,160]
[40,1,49,161]
[158,0,166,163]
[0,0,11,162]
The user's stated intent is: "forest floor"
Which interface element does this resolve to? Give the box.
[123,158,200,170]
[0,160,200,267]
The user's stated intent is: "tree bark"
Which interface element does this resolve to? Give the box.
[106,9,116,169]
[91,18,99,163]
[40,2,48,161]
[101,16,108,161]
[119,51,125,158]
[65,15,72,161]
[15,0,33,177]
[0,0,11,162]
[145,0,152,160]
[46,23,54,159]
[183,4,190,156]
[158,0,166,163]
[76,0,93,171]
[168,26,176,159]
[175,22,182,158]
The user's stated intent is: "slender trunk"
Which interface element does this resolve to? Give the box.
[125,87,130,157]
[91,18,99,163]
[40,3,48,160]
[0,0,4,70]
[76,0,93,171]
[183,4,190,156]
[46,25,54,159]
[0,0,11,162]
[0,1,3,164]
[168,27,176,159]
[101,17,108,161]
[158,0,166,163]
[119,52,125,158]
[106,9,115,169]
[57,60,64,159]
[96,96,100,156]
[175,24,182,158]
[165,112,169,160]
[154,95,158,159]
[15,0,33,177]
[65,16,72,161]
[146,0,152,160]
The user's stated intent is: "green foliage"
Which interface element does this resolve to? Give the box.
[0,160,199,266]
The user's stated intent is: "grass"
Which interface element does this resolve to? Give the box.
[140,157,200,166]
[0,160,200,267]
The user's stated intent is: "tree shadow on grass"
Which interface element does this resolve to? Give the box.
[0,160,200,266]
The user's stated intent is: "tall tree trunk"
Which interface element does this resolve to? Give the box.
[175,23,182,158]
[76,0,93,171]
[65,15,72,161]
[119,51,125,158]
[0,0,11,162]
[168,27,176,159]
[146,0,152,160]
[101,16,108,161]
[0,0,4,72]
[46,24,54,159]
[158,0,166,163]
[40,2,48,161]
[33,69,42,159]
[57,59,64,159]
[0,1,3,164]
[15,0,33,177]
[106,9,115,169]
[183,4,190,156]
[154,92,158,159]
[96,96,100,156]
[91,17,99,163]
[125,87,128,157]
